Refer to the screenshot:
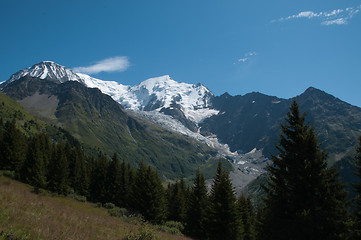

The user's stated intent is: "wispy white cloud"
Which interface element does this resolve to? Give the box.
[322,18,347,26]
[246,51,257,57]
[272,5,361,26]
[73,56,130,74]
[234,51,257,64]
[238,58,248,63]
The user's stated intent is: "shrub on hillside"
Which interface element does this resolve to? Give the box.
[108,207,131,218]
[157,221,184,235]
[104,202,115,209]
[123,226,158,240]
[0,230,29,240]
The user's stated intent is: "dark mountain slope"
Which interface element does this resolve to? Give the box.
[1,76,218,179]
[201,87,361,164]
[296,87,361,164]
[200,92,289,155]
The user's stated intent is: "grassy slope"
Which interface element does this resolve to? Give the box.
[0,92,49,137]
[53,81,220,179]
[0,176,190,240]
[0,92,35,127]
[0,92,79,146]
[2,78,223,180]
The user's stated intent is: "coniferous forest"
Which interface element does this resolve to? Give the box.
[2,100,361,240]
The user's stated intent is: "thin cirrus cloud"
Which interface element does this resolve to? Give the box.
[235,51,257,64]
[73,56,130,74]
[272,5,361,26]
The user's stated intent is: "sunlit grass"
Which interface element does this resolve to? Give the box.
[0,176,189,240]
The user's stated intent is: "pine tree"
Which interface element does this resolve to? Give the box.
[68,145,89,197]
[21,134,48,191]
[48,141,69,195]
[1,119,27,174]
[185,169,209,240]
[260,100,348,240]
[132,161,166,223]
[208,161,241,240]
[167,178,187,222]
[237,194,256,240]
[106,153,122,205]
[117,160,134,208]
[89,154,108,203]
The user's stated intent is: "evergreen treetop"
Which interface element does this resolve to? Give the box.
[208,161,241,240]
[185,169,209,239]
[261,100,348,240]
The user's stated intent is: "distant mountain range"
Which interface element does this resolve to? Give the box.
[2,61,361,192]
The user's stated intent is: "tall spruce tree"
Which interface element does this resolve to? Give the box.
[118,160,133,208]
[68,145,89,197]
[1,119,27,174]
[237,194,256,240]
[208,161,241,240]
[260,100,348,240]
[185,169,209,240]
[132,161,166,223]
[106,153,122,205]
[167,178,187,223]
[48,141,69,195]
[89,154,108,203]
[21,134,49,191]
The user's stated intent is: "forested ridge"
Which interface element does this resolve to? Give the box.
[2,100,361,240]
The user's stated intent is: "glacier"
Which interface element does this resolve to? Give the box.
[3,61,268,191]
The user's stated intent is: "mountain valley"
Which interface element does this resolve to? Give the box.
[2,61,361,193]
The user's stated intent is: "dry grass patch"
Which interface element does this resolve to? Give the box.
[0,176,190,240]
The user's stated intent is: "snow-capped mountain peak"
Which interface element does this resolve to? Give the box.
[7,61,82,84]
[76,73,218,123]
[117,75,217,123]
[4,61,219,125]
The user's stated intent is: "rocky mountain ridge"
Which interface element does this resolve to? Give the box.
[2,61,361,193]
[1,74,221,180]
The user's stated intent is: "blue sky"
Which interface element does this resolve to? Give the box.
[1,0,361,106]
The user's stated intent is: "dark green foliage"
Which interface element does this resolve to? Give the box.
[260,100,349,240]
[185,169,209,239]
[116,160,134,209]
[208,162,241,240]
[0,119,27,174]
[67,145,89,197]
[166,178,187,223]
[106,153,122,206]
[355,136,361,214]
[157,221,184,235]
[89,154,108,203]
[237,194,256,240]
[352,136,361,238]
[132,162,166,223]
[48,142,69,195]
[108,207,131,218]
[21,134,50,191]
[0,116,88,197]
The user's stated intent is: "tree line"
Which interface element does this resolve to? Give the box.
[2,100,361,239]
[0,117,255,239]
